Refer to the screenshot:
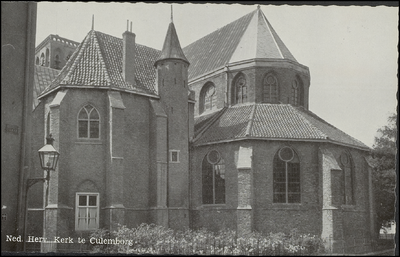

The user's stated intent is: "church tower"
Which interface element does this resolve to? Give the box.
[155,9,191,230]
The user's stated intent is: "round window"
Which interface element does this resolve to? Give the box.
[207,150,220,165]
[266,75,275,84]
[340,153,350,166]
[278,147,294,162]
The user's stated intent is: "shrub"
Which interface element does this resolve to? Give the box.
[89,224,325,255]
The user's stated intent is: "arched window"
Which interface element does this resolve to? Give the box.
[78,104,100,139]
[36,57,40,65]
[234,73,247,104]
[263,74,278,103]
[202,150,225,204]
[40,53,45,66]
[291,78,303,106]
[54,55,60,69]
[339,152,354,205]
[45,48,50,67]
[273,146,300,203]
[200,82,217,114]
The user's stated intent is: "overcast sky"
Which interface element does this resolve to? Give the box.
[36,2,398,148]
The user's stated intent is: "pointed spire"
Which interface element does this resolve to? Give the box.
[171,5,173,23]
[91,14,94,30]
[155,11,189,66]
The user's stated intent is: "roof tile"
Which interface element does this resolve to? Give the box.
[194,103,369,150]
[39,30,160,98]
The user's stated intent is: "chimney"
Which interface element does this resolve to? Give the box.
[122,20,136,85]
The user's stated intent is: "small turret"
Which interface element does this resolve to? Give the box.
[155,6,190,231]
[155,6,189,66]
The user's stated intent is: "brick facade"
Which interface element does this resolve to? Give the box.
[26,7,375,255]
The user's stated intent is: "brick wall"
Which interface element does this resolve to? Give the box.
[191,139,372,249]
[189,64,311,117]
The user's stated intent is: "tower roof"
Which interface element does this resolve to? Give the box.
[156,21,189,65]
[183,8,298,81]
[38,30,161,99]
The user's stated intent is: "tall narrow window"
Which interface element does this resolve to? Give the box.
[36,57,40,65]
[263,74,278,103]
[75,193,99,231]
[54,55,61,69]
[235,74,247,104]
[273,147,300,203]
[202,150,225,204]
[340,152,354,205]
[40,53,45,66]
[78,104,100,139]
[200,82,217,114]
[292,79,299,105]
[45,48,50,67]
[291,78,303,106]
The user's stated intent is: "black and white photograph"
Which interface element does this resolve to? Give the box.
[1,1,398,255]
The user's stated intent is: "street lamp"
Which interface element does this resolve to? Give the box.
[23,134,60,252]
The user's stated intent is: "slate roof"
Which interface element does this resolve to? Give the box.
[39,30,160,98]
[33,65,60,109]
[183,7,297,81]
[156,22,189,65]
[194,103,370,150]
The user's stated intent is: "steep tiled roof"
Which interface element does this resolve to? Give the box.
[33,65,60,109]
[39,30,160,98]
[156,22,189,65]
[183,8,297,81]
[194,103,370,150]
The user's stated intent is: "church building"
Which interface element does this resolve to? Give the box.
[29,6,376,254]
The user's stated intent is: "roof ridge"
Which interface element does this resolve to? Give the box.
[93,31,113,87]
[193,107,228,142]
[289,105,329,139]
[297,106,368,147]
[260,10,297,62]
[258,9,283,59]
[245,103,257,136]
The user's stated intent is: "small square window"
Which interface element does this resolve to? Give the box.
[170,150,180,163]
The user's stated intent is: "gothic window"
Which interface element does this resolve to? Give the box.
[339,152,354,205]
[75,193,99,231]
[291,78,303,106]
[40,53,45,66]
[202,150,225,204]
[273,147,300,203]
[78,104,100,139]
[292,79,299,105]
[235,74,247,104]
[54,55,61,69]
[263,74,278,103]
[45,48,50,67]
[36,57,40,65]
[200,82,217,114]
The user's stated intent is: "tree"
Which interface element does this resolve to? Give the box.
[371,113,397,237]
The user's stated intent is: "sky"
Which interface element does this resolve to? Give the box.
[36,2,398,148]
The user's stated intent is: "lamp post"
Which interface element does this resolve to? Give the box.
[23,134,59,252]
